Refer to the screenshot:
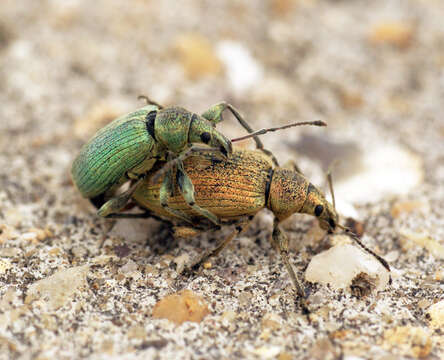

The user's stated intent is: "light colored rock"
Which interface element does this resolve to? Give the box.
[0,259,11,274]
[335,144,423,204]
[216,40,263,95]
[250,345,281,359]
[399,230,444,260]
[152,290,210,325]
[427,300,444,329]
[25,265,89,310]
[305,242,390,292]
[383,326,432,358]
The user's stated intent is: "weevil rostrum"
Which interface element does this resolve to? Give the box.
[71,100,269,225]
[115,148,391,305]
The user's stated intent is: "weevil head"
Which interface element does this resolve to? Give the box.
[188,114,232,157]
[300,183,338,233]
[267,169,338,232]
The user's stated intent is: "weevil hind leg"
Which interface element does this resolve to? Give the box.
[201,102,280,166]
[97,177,146,217]
[271,218,310,313]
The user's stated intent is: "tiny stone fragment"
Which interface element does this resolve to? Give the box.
[174,33,222,79]
[383,326,432,358]
[305,242,390,292]
[25,265,89,310]
[426,300,444,329]
[350,272,377,298]
[390,201,425,218]
[369,22,414,49]
[0,259,11,274]
[399,230,444,259]
[152,290,210,325]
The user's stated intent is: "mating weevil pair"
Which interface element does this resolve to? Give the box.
[71,99,390,309]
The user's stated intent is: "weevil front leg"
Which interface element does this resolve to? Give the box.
[282,159,303,174]
[271,218,309,311]
[201,102,280,166]
[176,160,221,226]
[159,166,195,225]
[152,145,222,183]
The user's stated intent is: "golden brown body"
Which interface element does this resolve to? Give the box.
[133,150,274,221]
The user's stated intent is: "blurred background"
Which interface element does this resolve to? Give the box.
[1,1,443,359]
[1,0,443,207]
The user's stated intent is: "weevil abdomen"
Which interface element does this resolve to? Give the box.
[133,150,273,220]
[71,105,159,198]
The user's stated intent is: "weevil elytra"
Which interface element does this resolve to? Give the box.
[123,149,390,305]
[71,100,271,225]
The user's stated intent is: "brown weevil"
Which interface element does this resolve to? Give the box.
[116,148,390,308]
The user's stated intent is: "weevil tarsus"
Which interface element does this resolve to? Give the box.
[138,95,164,109]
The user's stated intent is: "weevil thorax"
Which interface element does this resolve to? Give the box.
[188,114,232,157]
[267,168,309,221]
[153,107,193,153]
[267,168,338,232]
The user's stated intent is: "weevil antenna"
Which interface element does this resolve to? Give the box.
[137,95,164,109]
[337,224,391,279]
[326,161,337,210]
[231,120,327,143]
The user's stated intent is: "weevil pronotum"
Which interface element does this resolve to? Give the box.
[114,149,391,309]
[71,98,324,227]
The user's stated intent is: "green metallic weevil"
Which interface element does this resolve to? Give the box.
[120,149,390,307]
[71,100,274,225]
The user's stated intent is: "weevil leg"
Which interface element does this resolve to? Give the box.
[97,177,146,217]
[282,160,304,174]
[137,95,164,109]
[159,167,195,225]
[271,218,309,312]
[152,145,221,183]
[184,218,252,273]
[176,160,221,226]
[201,102,280,166]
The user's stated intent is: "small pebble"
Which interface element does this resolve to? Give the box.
[383,326,432,358]
[305,242,390,292]
[25,265,89,310]
[426,300,444,329]
[369,22,414,49]
[152,290,210,325]
[216,40,263,95]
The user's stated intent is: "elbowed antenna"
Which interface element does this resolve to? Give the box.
[337,224,392,279]
[231,120,327,143]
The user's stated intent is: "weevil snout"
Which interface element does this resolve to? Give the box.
[302,183,339,233]
[189,115,233,157]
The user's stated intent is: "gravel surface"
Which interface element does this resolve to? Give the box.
[1,1,443,359]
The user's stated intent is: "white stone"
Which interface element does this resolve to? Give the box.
[305,243,390,291]
[216,41,263,95]
[335,144,423,204]
[25,265,89,310]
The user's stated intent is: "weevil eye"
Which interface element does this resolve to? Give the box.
[314,205,324,217]
[200,132,211,144]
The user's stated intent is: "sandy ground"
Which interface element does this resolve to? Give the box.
[0,1,443,359]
